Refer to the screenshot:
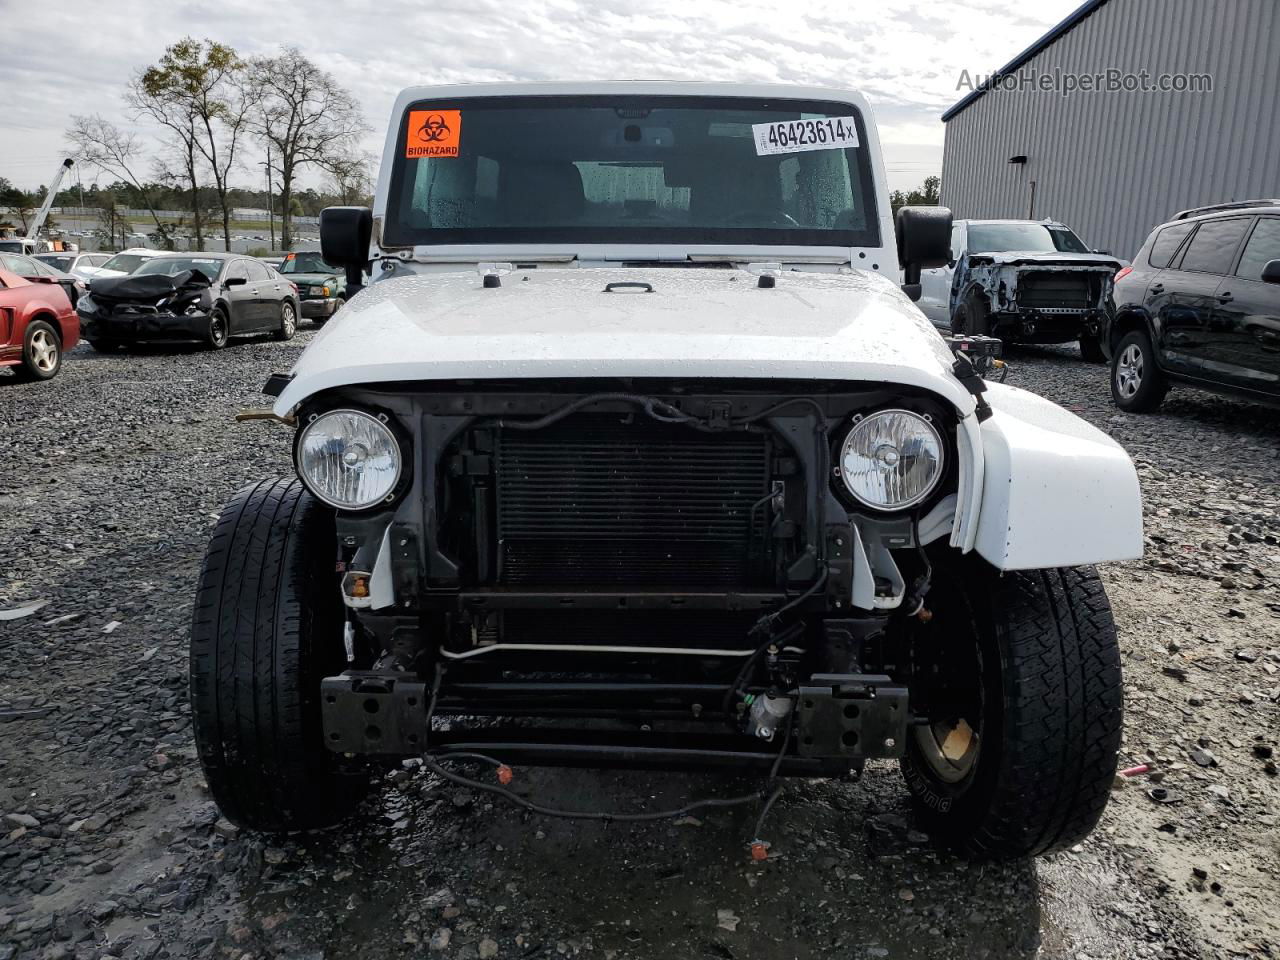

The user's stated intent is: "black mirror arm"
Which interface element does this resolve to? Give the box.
[900,262,923,301]
[346,264,366,296]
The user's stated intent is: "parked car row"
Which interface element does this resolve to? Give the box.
[2,248,345,383]
[919,202,1280,414]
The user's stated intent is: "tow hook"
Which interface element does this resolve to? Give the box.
[234,408,296,426]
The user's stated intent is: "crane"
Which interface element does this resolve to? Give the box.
[24,157,75,242]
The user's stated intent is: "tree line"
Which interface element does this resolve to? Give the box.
[889,175,941,215]
[56,39,372,251]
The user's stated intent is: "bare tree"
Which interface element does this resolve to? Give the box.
[324,151,376,205]
[128,58,205,250]
[252,48,367,249]
[134,38,251,251]
[66,115,175,248]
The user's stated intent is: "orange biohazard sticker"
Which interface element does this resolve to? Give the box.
[405,110,461,159]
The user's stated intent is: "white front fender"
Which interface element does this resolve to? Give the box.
[972,383,1143,571]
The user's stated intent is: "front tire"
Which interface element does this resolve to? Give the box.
[950,290,991,338]
[901,557,1123,860]
[190,479,369,831]
[1079,334,1106,364]
[204,308,229,350]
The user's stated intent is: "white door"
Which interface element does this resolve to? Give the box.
[918,222,963,326]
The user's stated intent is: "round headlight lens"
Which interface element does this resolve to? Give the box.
[297,409,402,509]
[839,409,944,511]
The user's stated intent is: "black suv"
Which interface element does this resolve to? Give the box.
[1103,201,1280,412]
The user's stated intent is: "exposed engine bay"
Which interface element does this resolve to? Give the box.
[302,379,962,786]
[958,255,1118,343]
[78,270,213,340]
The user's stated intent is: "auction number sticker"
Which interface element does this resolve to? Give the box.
[406,110,462,158]
[752,117,859,156]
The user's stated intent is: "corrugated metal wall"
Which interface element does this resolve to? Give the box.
[939,0,1280,259]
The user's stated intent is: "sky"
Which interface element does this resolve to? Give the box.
[0,0,1083,196]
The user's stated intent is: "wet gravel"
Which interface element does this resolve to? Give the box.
[1,332,1277,960]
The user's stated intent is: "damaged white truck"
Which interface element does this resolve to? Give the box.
[190,82,1142,860]
[918,218,1122,362]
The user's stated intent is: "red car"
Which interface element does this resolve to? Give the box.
[0,267,79,381]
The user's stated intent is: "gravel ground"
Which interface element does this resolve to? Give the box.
[1,332,1277,960]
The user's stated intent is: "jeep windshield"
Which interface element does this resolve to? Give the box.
[968,223,1089,254]
[384,96,879,249]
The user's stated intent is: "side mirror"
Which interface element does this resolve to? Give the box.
[321,206,373,297]
[896,205,953,302]
[224,276,247,287]
[1262,259,1280,285]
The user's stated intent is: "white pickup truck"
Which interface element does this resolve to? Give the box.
[190,82,1141,861]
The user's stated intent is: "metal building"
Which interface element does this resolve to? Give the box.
[939,0,1280,259]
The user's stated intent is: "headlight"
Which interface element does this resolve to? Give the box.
[310,285,327,296]
[296,409,402,510]
[838,409,944,511]
[77,295,97,313]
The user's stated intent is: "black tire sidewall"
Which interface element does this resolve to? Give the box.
[901,560,1004,826]
[190,478,366,830]
[206,309,229,349]
[900,557,1123,859]
[21,320,61,380]
[277,300,297,340]
[951,290,990,338]
[1079,335,1106,364]
[1110,329,1167,411]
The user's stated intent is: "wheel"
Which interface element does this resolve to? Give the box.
[900,554,1122,860]
[190,478,369,831]
[204,308,229,350]
[1079,334,1106,364]
[950,290,991,338]
[17,320,62,381]
[1110,329,1168,412]
[275,300,297,341]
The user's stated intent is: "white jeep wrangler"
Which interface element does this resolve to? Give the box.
[191,82,1142,859]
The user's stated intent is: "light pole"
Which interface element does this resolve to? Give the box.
[259,144,276,251]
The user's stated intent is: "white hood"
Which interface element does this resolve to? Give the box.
[273,266,975,416]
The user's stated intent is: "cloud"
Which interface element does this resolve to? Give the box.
[1,0,1081,192]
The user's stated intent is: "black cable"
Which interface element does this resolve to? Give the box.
[903,517,934,617]
[423,757,767,823]
[425,694,799,837]
[739,396,828,424]
[751,785,784,841]
[720,565,829,716]
[495,393,702,432]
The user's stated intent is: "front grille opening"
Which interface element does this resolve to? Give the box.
[442,413,780,589]
[1016,271,1099,310]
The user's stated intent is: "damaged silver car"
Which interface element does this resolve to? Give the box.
[918,219,1121,362]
